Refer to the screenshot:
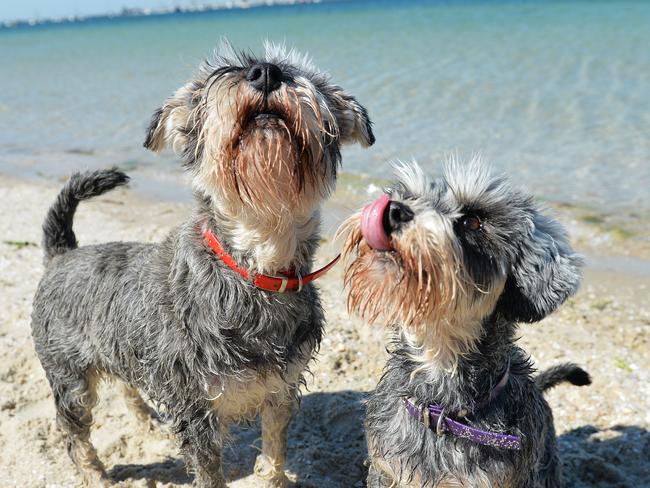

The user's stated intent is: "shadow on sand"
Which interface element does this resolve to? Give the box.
[110,389,369,487]
[110,392,650,487]
[560,424,650,488]
[111,456,191,485]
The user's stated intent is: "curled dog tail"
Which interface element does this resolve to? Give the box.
[535,363,591,392]
[42,168,129,262]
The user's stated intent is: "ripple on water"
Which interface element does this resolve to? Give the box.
[0,1,648,213]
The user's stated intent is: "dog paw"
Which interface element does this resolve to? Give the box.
[254,454,289,488]
[142,415,168,434]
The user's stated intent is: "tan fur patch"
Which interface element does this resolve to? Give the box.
[208,369,289,423]
[208,344,310,424]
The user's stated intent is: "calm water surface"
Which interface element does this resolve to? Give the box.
[1,0,649,212]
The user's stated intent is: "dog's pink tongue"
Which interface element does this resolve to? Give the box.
[361,194,392,251]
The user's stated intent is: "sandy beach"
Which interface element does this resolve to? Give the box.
[0,173,648,487]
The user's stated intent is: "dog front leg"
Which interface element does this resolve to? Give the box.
[254,399,294,488]
[178,413,227,488]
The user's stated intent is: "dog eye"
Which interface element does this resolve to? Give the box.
[462,215,482,231]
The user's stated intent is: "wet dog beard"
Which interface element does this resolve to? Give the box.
[218,114,328,218]
[343,220,464,333]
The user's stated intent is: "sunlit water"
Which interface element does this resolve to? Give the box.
[1,0,648,212]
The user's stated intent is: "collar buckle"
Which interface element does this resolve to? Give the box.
[297,273,304,293]
[436,407,447,436]
[422,403,430,429]
[277,276,289,293]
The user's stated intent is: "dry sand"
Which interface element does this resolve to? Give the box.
[0,174,648,487]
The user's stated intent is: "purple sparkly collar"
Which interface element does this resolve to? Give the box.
[403,362,521,450]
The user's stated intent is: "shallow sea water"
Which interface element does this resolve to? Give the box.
[0,0,648,213]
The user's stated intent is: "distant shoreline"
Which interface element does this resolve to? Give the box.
[0,0,327,30]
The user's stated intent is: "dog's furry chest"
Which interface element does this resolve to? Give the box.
[206,342,310,422]
[166,295,317,423]
[207,369,289,421]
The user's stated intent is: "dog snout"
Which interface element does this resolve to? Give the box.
[383,201,414,235]
[246,62,283,95]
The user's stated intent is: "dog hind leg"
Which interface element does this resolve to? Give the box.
[121,383,159,432]
[50,368,109,487]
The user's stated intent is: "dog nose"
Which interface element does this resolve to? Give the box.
[383,201,414,235]
[246,63,283,95]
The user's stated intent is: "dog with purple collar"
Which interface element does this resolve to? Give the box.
[339,160,591,487]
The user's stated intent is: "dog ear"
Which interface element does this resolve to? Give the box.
[329,87,375,147]
[495,210,583,323]
[143,84,192,154]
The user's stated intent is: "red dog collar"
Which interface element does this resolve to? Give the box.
[203,227,340,293]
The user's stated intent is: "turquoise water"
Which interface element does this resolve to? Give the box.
[1,0,649,211]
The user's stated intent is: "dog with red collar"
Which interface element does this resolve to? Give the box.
[339,160,590,487]
[31,42,373,487]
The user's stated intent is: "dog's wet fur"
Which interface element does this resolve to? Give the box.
[339,160,591,487]
[31,43,373,487]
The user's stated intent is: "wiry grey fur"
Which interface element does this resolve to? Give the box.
[342,161,591,487]
[31,44,374,487]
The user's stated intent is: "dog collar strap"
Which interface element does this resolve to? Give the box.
[404,398,522,450]
[203,228,340,293]
[403,363,521,450]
